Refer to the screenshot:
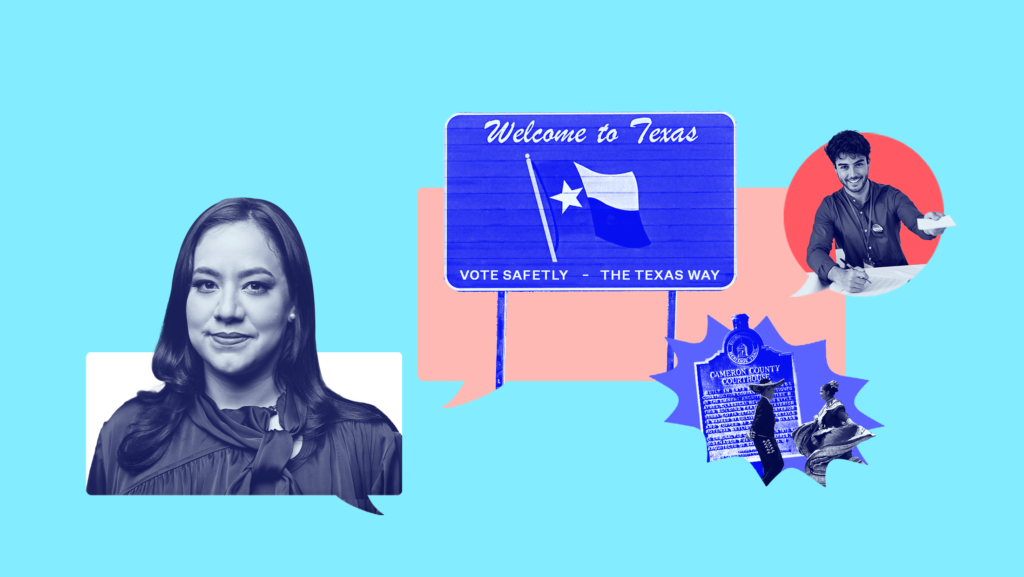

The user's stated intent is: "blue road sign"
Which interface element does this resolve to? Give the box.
[445,113,736,291]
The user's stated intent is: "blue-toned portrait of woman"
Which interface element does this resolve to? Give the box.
[87,198,401,514]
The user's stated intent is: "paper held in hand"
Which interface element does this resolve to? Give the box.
[917,215,956,230]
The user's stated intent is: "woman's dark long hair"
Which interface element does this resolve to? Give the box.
[823,381,840,397]
[118,198,390,471]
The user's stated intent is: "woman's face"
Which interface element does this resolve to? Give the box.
[186,221,295,380]
[820,385,830,400]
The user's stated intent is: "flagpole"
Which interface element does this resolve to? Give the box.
[525,154,557,263]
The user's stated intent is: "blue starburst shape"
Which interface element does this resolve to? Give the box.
[651,315,882,485]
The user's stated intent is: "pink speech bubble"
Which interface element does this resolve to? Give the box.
[418,188,846,408]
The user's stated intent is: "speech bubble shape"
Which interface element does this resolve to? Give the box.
[419,187,848,408]
[86,352,401,513]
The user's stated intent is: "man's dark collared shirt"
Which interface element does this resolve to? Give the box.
[806,181,936,283]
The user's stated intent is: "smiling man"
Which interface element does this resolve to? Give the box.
[806,130,947,293]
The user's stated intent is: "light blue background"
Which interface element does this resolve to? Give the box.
[2,2,1017,574]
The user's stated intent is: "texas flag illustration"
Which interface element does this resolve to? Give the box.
[529,159,652,254]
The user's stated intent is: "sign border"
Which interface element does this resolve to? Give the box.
[444,111,738,292]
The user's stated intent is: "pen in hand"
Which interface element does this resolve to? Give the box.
[853,266,872,284]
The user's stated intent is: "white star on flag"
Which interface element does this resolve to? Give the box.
[550,181,583,213]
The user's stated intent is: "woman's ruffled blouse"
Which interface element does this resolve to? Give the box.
[87,394,401,514]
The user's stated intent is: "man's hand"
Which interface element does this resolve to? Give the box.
[828,266,870,294]
[923,211,947,236]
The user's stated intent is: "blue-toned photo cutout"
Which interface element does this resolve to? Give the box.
[695,314,802,463]
[445,113,736,291]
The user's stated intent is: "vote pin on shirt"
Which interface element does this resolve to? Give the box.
[863,223,885,267]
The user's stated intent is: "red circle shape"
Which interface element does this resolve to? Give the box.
[783,133,943,272]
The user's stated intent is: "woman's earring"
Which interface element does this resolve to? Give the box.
[288,313,296,322]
